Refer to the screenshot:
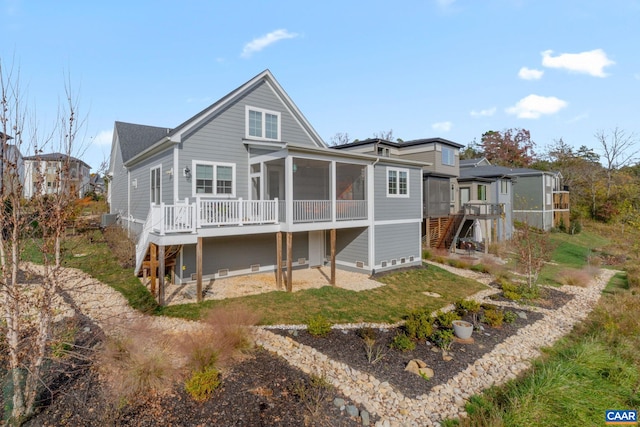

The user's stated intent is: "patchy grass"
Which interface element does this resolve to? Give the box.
[159,265,487,325]
[21,232,158,314]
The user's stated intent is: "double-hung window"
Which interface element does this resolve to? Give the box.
[442,146,455,166]
[387,167,409,197]
[150,166,161,204]
[246,106,280,140]
[193,162,235,197]
[500,179,509,194]
[477,184,487,201]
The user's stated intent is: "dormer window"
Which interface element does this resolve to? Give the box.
[246,106,280,140]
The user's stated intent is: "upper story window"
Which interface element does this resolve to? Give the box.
[387,167,409,197]
[442,146,455,166]
[193,161,235,197]
[477,184,487,201]
[246,106,281,141]
[377,146,390,157]
[500,179,509,194]
[150,166,161,204]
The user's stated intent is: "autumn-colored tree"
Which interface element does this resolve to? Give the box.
[480,128,536,167]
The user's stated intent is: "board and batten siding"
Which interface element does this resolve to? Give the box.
[374,222,421,267]
[177,80,320,202]
[128,150,174,221]
[373,163,422,221]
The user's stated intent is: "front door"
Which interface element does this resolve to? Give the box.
[308,230,324,267]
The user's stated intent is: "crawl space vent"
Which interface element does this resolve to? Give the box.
[391,259,397,266]
[400,257,406,264]
[381,261,388,268]
[356,261,364,268]
[409,256,415,262]
[217,269,229,277]
[251,264,260,272]
[298,258,306,265]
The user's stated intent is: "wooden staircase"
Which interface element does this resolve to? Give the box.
[139,244,182,283]
[425,214,464,250]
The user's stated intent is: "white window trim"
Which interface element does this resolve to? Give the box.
[386,167,410,198]
[150,165,162,205]
[191,160,236,197]
[245,105,281,141]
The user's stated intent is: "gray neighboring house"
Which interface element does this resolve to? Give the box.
[335,139,508,250]
[0,134,24,195]
[460,159,569,231]
[108,70,424,294]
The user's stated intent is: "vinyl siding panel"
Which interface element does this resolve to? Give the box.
[180,232,309,280]
[109,137,128,217]
[329,227,368,266]
[374,222,420,266]
[128,150,174,221]
[177,80,319,201]
[373,163,422,221]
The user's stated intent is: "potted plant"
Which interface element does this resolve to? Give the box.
[452,320,474,339]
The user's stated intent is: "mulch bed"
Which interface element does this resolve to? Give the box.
[275,308,544,399]
[487,285,574,310]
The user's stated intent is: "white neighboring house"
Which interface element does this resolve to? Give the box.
[23,153,91,199]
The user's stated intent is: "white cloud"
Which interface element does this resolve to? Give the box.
[432,121,452,132]
[505,94,568,119]
[541,49,615,77]
[518,67,544,80]
[92,130,112,146]
[241,29,298,58]
[470,107,496,117]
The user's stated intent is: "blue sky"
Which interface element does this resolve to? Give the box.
[2,0,639,171]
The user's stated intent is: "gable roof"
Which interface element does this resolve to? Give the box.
[121,70,326,166]
[459,157,490,168]
[114,121,171,164]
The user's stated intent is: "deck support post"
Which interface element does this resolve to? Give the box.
[425,217,431,248]
[196,237,203,303]
[330,229,336,285]
[286,232,293,292]
[158,245,165,306]
[276,232,283,290]
[150,243,157,297]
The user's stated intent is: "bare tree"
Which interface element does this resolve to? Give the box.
[373,129,394,141]
[596,127,639,197]
[0,61,85,425]
[511,223,554,289]
[329,132,350,146]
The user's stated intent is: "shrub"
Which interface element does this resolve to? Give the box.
[307,314,332,337]
[363,336,386,364]
[454,299,481,316]
[482,309,504,327]
[503,310,518,324]
[357,327,377,341]
[185,366,221,402]
[501,281,523,301]
[436,310,461,329]
[390,333,416,351]
[404,309,434,340]
[103,225,135,268]
[292,374,333,418]
[556,268,593,288]
[423,249,433,260]
[431,329,454,351]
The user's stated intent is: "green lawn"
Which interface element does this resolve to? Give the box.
[159,266,487,325]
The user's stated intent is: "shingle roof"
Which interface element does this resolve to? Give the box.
[114,121,171,163]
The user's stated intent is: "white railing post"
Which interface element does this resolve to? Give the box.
[274,198,279,223]
[238,198,243,226]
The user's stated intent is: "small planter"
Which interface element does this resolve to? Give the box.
[452,320,474,339]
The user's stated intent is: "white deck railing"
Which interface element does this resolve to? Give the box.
[147,197,368,234]
[198,198,278,227]
[336,200,367,220]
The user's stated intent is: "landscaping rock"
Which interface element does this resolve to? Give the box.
[361,409,371,425]
[346,404,359,417]
[333,397,345,409]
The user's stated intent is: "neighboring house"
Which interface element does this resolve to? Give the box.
[0,136,25,196]
[88,173,105,195]
[23,153,91,199]
[460,160,569,231]
[335,139,507,250]
[108,70,424,298]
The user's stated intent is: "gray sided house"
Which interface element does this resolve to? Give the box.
[460,160,569,231]
[108,70,424,300]
[335,138,507,250]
